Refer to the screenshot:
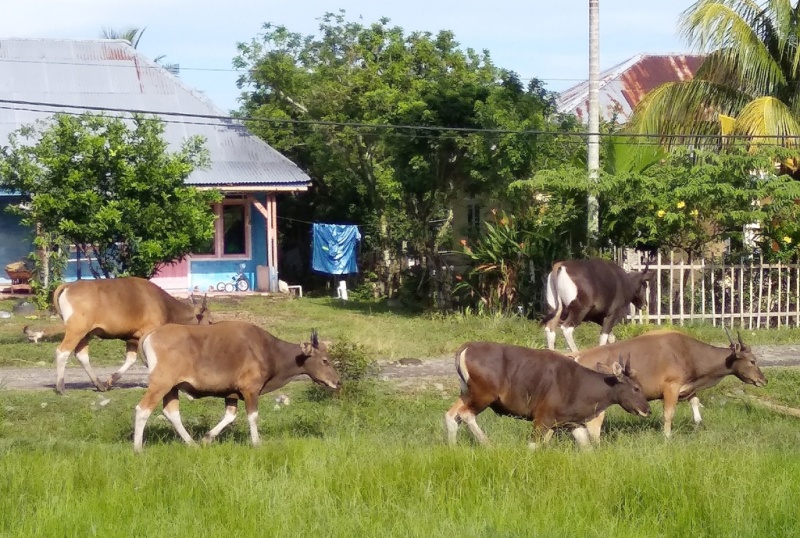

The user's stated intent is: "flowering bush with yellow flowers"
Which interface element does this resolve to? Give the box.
[598,147,800,261]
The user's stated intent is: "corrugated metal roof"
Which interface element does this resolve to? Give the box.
[0,38,310,189]
[556,54,705,124]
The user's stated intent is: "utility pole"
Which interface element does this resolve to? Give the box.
[587,0,600,245]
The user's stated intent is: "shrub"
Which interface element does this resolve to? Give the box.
[305,338,379,401]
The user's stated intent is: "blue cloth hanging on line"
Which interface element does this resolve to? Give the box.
[312,223,362,275]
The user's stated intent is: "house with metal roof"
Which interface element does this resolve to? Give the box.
[0,38,311,294]
[556,53,705,124]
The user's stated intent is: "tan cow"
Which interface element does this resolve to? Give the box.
[572,328,767,440]
[133,322,341,452]
[52,277,210,394]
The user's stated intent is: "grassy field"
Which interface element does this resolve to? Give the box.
[3,295,800,536]
[4,294,800,369]
[2,370,800,537]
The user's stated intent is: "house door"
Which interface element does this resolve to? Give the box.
[150,257,190,294]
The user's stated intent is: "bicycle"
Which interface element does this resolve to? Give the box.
[216,264,250,293]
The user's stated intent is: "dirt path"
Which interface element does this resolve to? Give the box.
[1,343,799,392]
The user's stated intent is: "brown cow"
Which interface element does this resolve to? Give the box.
[133,322,341,452]
[52,277,211,394]
[543,258,655,352]
[444,342,650,449]
[572,328,767,439]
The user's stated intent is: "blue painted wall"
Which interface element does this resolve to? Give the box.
[3,195,271,289]
[189,195,268,292]
[0,200,34,282]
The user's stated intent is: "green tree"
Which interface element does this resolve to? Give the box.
[598,147,800,259]
[628,0,800,146]
[233,11,577,289]
[0,113,220,279]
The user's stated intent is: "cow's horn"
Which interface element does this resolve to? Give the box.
[724,326,735,346]
[311,329,319,348]
[737,330,745,347]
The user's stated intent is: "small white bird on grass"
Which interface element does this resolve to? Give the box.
[22,325,45,344]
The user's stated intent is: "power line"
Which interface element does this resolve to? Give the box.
[0,97,798,145]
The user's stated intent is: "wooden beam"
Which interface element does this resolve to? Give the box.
[247,195,270,221]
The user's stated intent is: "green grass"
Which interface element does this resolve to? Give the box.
[3,295,800,369]
[1,371,800,536]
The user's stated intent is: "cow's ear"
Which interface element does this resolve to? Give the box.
[596,362,613,375]
[611,361,624,379]
[300,342,314,356]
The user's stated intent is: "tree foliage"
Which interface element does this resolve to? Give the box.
[0,113,220,279]
[233,11,582,287]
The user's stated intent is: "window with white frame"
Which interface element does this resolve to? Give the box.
[193,201,251,258]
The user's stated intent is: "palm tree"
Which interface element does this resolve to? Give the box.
[101,26,180,76]
[628,0,800,149]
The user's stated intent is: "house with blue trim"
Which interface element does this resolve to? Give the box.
[0,38,311,294]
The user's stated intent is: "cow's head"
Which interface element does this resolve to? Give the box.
[629,262,656,309]
[598,354,651,418]
[724,327,767,387]
[189,293,213,325]
[299,329,341,390]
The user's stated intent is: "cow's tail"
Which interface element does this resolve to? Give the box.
[138,330,156,369]
[454,344,471,393]
[51,283,68,321]
[540,263,564,327]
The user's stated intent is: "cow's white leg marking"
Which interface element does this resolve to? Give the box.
[74,346,104,390]
[586,412,605,443]
[444,408,461,445]
[562,326,579,353]
[58,289,74,323]
[572,426,591,449]
[133,404,153,453]
[529,428,554,450]
[690,396,703,424]
[461,411,490,445]
[599,332,610,346]
[141,336,158,374]
[545,326,556,350]
[607,332,616,344]
[55,348,70,391]
[457,348,470,393]
[205,408,238,442]
[247,411,261,446]
[162,407,195,445]
[113,350,138,379]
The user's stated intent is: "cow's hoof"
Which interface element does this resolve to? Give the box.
[55,383,66,396]
[95,382,109,393]
[201,435,215,446]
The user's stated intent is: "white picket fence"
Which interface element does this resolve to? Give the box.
[621,251,800,328]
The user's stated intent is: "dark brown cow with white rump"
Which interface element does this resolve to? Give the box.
[133,322,341,452]
[543,258,655,352]
[53,277,211,394]
[572,328,767,440]
[444,342,650,449]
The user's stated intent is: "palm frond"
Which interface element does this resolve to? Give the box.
[626,79,749,148]
[681,2,787,92]
[732,95,800,146]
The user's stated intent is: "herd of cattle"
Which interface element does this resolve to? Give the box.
[46,259,767,453]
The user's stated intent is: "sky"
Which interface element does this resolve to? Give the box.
[1,0,700,113]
